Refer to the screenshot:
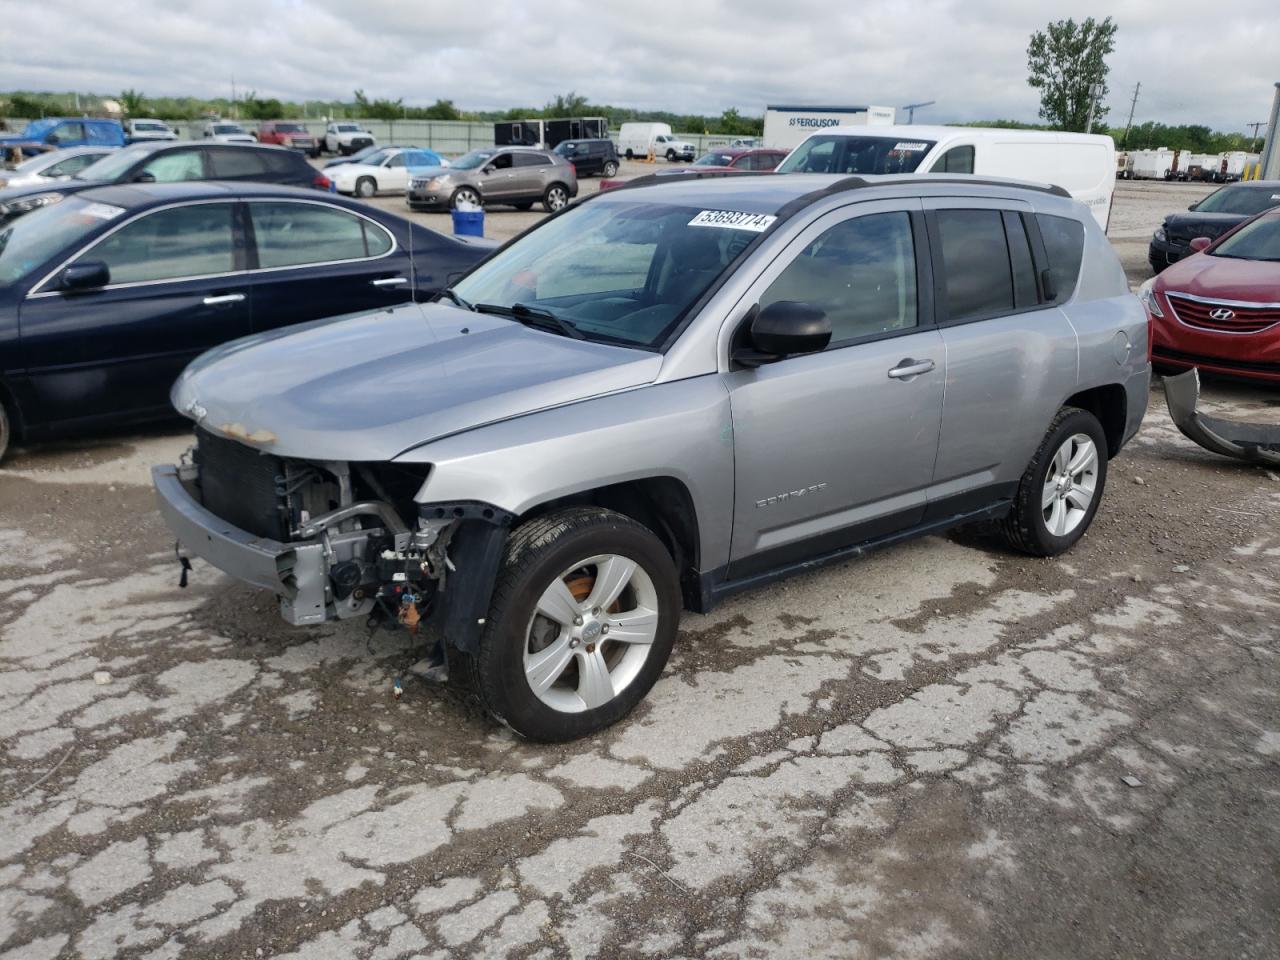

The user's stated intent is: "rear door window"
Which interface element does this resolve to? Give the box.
[1035,214,1085,303]
[249,202,390,268]
[514,153,551,167]
[934,209,1013,321]
[82,203,237,284]
[930,145,975,174]
[209,148,270,178]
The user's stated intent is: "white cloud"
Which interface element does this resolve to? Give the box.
[4,0,1276,132]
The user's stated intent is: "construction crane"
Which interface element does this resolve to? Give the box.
[901,101,936,124]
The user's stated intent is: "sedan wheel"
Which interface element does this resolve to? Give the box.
[543,184,569,212]
[355,177,376,198]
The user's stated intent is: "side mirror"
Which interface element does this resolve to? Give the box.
[133,172,156,183]
[733,301,831,367]
[1189,236,1212,253]
[1188,202,1199,210]
[482,165,495,174]
[61,260,110,291]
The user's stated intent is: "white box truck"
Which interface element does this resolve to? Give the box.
[762,105,896,151]
[1129,148,1175,180]
[776,124,1116,229]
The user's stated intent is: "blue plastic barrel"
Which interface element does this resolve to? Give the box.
[451,209,484,238]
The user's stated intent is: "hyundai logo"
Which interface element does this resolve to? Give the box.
[1208,308,1235,321]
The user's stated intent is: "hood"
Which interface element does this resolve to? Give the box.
[1155,251,1280,303]
[0,180,85,207]
[1163,212,1247,243]
[171,302,663,462]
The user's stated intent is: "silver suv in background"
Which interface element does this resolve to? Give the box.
[155,173,1149,741]
[407,146,578,212]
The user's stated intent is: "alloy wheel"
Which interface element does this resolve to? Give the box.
[1041,433,1099,537]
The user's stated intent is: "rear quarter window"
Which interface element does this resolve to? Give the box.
[1036,214,1085,302]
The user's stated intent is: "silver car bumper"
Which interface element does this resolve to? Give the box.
[151,464,328,625]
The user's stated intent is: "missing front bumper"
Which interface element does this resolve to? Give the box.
[1161,369,1280,466]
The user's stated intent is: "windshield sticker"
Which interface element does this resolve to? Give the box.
[688,210,777,232]
[893,142,929,151]
[80,202,125,221]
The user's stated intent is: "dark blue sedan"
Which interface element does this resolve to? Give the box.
[0,181,494,458]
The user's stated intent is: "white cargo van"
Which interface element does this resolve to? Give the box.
[777,124,1116,229]
[617,122,674,159]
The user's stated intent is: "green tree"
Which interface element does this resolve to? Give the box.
[120,88,147,116]
[544,91,589,117]
[422,98,461,121]
[353,88,403,120]
[1027,16,1117,131]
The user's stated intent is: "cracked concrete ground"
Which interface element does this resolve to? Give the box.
[2,182,1279,958]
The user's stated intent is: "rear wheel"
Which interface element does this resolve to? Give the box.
[624,149,634,160]
[543,183,569,212]
[602,160,619,177]
[1001,407,1108,557]
[355,176,376,198]
[472,508,680,741]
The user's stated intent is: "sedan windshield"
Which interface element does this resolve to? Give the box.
[1212,215,1280,261]
[451,150,496,171]
[1193,186,1280,216]
[776,135,937,175]
[694,153,735,167]
[358,149,392,166]
[451,199,771,350]
[0,196,125,286]
[74,145,152,181]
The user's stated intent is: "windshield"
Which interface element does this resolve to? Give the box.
[694,153,735,167]
[553,142,575,157]
[1193,186,1280,216]
[274,123,307,133]
[336,124,361,132]
[451,199,771,350]
[213,124,246,135]
[357,149,392,166]
[451,149,496,170]
[73,144,152,181]
[776,135,938,174]
[0,196,125,286]
[1212,214,1280,261]
[20,119,57,139]
[133,122,167,131]
[13,152,62,173]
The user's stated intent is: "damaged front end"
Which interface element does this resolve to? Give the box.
[1162,368,1280,466]
[152,427,512,652]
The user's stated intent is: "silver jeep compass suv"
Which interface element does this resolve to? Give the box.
[154,172,1149,741]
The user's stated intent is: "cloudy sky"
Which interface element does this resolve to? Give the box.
[5,0,1278,132]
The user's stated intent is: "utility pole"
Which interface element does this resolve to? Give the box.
[1246,120,1266,150]
[901,101,936,125]
[1121,81,1140,147]
[230,75,237,119]
[1084,83,1104,134]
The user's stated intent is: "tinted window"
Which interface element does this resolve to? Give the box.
[51,122,85,143]
[489,153,514,170]
[250,202,387,267]
[936,209,1013,321]
[1213,214,1280,260]
[1004,213,1039,308]
[1035,214,1085,302]
[86,203,236,284]
[514,153,551,167]
[140,149,206,182]
[762,212,917,343]
[1194,186,1280,216]
[777,135,937,175]
[209,148,269,177]
[930,145,975,174]
[385,154,406,168]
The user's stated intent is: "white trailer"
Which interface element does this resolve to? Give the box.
[762,105,895,151]
[1128,148,1175,180]
[1218,151,1260,181]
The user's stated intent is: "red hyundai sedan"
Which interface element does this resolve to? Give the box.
[1141,206,1280,382]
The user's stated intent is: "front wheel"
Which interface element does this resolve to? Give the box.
[355,176,376,198]
[450,186,481,209]
[543,183,569,212]
[473,508,681,741]
[666,149,677,161]
[1001,407,1108,557]
[602,160,619,177]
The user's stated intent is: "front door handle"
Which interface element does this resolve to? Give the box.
[887,358,936,380]
[202,293,245,306]
[371,276,408,288]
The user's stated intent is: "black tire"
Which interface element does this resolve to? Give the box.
[450,186,481,210]
[0,397,11,463]
[624,149,634,160]
[513,201,534,211]
[1001,407,1108,557]
[355,176,376,199]
[602,160,619,177]
[471,507,681,742]
[542,183,570,212]
[666,149,676,161]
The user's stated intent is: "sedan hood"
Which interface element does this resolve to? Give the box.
[172,302,663,461]
[1156,252,1280,303]
[1163,212,1247,243]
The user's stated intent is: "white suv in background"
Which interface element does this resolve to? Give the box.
[125,119,177,143]
[324,122,376,155]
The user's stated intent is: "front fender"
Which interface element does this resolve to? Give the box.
[396,376,736,572]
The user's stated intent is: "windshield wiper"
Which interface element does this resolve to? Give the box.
[436,287,473,310]
[474,302,586,340]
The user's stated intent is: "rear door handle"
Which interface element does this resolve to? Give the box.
[887,358,936,380]
[371,277,409,288]
[202,293,245,306]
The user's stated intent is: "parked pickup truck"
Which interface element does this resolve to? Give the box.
[1,118,125,159]
[258,121,320,157]
[154,172,1148,741]
[324,122,376,155]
